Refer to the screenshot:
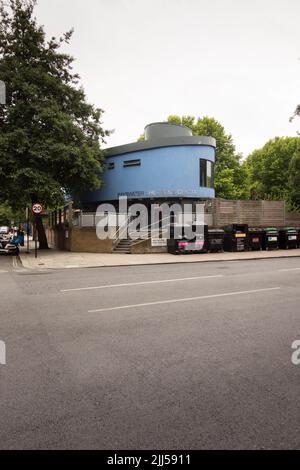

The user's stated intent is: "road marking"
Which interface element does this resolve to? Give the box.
[61,274,224,293]
[0,270,8,273]
[278,267,300,272]
[88,287,281,313]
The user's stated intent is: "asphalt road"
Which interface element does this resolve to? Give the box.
[1,254,300,449]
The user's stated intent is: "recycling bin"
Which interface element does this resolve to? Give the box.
[167,238,206,255]
[223,224,249,252]
[279,227,298,249]
[248,227,264,251]
[297,228,300,248]
[262,227,279,250]
[167,238,183,255]
[207,228,224,252]
[168,224,208,254]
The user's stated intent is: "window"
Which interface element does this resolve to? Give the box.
[106,162,115,170]
[200,159,214,188]
[200,159,206,187]
[123,159,141,167]
[207,161,213,187]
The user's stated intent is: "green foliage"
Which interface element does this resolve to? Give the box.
[245,137,300,203]
[137,134,145,142]
[0,202,13,225]
[290,104,300,134]
[0,202,23,225]
[0,0,110,211]
[288,141,300,209]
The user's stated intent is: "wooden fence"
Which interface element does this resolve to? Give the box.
[212,199,300,227]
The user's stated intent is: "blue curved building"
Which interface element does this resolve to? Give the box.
[81,122,216,208]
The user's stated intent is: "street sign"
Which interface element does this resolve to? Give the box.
[32,203,43,215]
[32,203,43,259]
[151,238,167,247]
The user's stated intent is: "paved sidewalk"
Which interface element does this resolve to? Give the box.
[19,247,300,270]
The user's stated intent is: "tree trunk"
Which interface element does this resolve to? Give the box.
[31,194,49,249]
[36,213,49,249]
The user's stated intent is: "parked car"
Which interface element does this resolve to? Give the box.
[0,232,20,255]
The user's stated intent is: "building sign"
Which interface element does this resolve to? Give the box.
[117,189,206,199]
[118,191,145,197]
[151,238,167,247]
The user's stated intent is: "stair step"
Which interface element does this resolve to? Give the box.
[113,238,133,253]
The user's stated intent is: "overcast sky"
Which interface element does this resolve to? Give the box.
[35,0,300,156]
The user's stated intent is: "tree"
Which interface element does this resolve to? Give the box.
[137,133,145,142]
[0,202,24,225]
[0,0,109,247]
[288,141,300,208]
[191,116,249,199]
[290,104,300,133]
[245,137,300,202]
[0,203,14,225]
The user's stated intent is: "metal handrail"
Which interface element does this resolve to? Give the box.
[112,214,131,248]
[128,215,172,246]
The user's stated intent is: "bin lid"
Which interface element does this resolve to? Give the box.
[208,229,224,233]
[279,226,297,233]
[223,224,248,231]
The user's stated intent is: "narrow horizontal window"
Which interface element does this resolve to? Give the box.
[123,159,141,167]
[106,162,115,170]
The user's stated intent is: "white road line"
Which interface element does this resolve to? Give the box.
[61,275,224,293]
[88,287,281,313]
[0,270,8,273]
[278,267,300,272]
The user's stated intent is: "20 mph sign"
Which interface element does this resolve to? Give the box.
[32,203,43,215]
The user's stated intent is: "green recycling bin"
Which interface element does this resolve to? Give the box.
[262,227,279,250]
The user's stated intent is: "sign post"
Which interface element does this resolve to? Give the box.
[25,207,30,253]
[34,218,37,259]
[32,203,43,259]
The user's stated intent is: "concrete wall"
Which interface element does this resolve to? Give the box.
[130,238,167,254]
[69,227,113,253]
[46,226,113,253]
